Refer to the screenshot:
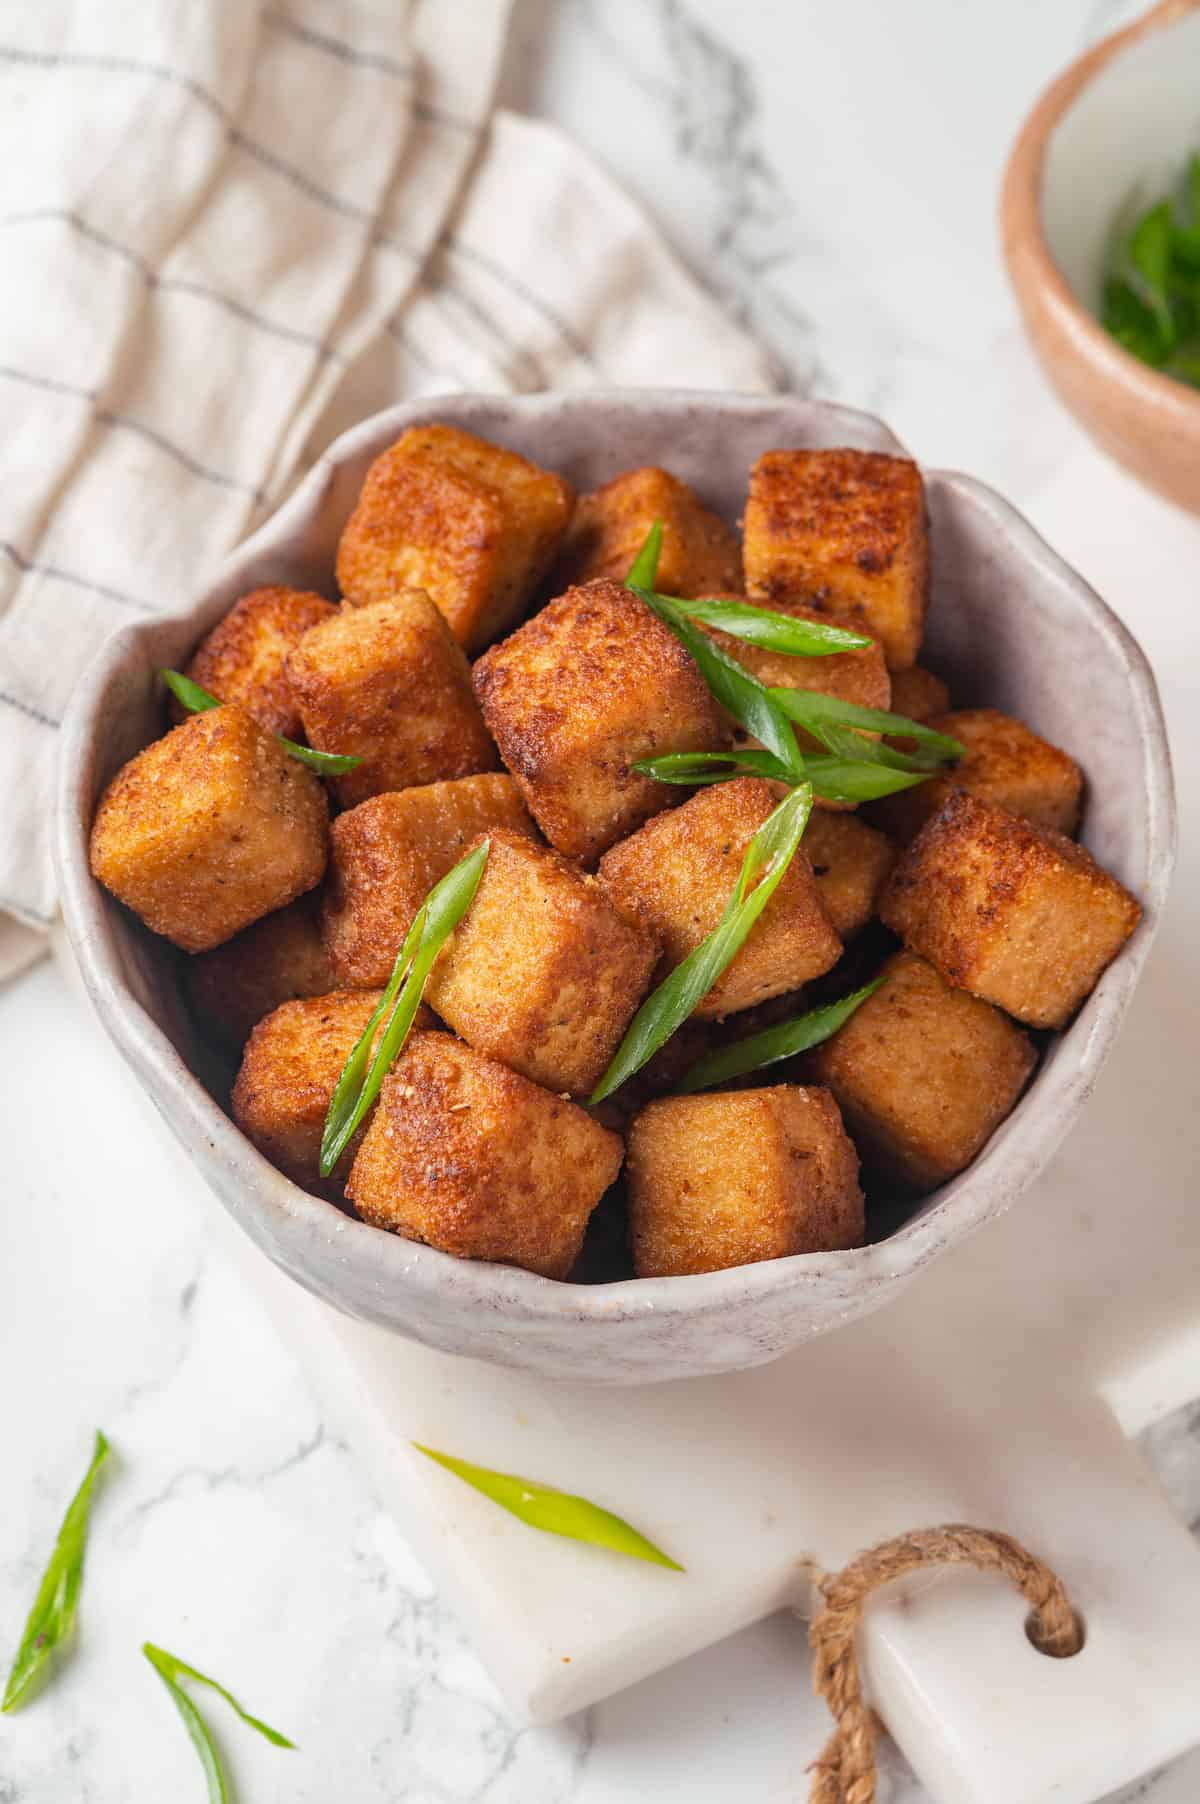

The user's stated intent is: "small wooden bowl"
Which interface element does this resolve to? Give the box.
[1002,0,1200,513]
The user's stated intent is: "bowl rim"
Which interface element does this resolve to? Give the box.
[1000,0,1200,419]
[54,387,1177,1337]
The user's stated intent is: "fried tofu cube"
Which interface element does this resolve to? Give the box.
[879,792,1141,1027]
[336,423,574,651]
[187,893,337,1048]
[888,664,950,724]
[807,951,1036,1190]
[627,1086,863,1276]
[744,449,929,669]
[598,778,841,1018]
[554,466,741,597]
[322,775,538,987]
[89,706,328,953]
[473,578,729,862]
[425,828,658,1096]
[286,590,497,808]
[176,586,335,738]
[802,812,896,938]
[870,709,1084,844]
[346,1032,623,1278]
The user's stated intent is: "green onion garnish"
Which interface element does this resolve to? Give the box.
[161,669,363,775]
[1101,155,1200,385]
[665,594,871,654]
[143,1643,294,1803]
[677,979,884,1093]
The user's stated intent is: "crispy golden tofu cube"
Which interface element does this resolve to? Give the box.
[627,1086,863,1276]
[322,775,538,988]
[89,706,328,953]
[554,466,741,597]
[599,778,841,1019]
[425,828,659,1096]
[336,423,575,651]
[473,578,729,862]
[808,951,1036,1190]
[888,664,950,724]
[286,590,497,808]
[176,586,335,738]
[879,792,1141,1027]
[346,1032,623,1278]
[802,812,896,939]
[232,990,390,1192]
[870,708,1084,844]
[187,893,337,1048]
[744,449,929,669]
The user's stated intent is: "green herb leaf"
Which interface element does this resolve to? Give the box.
[632,748,797,786]
[2,1431,111,1712]
[767,688,963,762]
[144,1642,294,1804]
[668,595,872,655]
[677,978,885,1093]
[590,783,814,1102]
[160,669,363,774]
[414,1446,683,1571]
[625,520,663,588]
[319,840,490,1177]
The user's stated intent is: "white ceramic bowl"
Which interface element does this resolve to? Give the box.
[55,391,1175,1383]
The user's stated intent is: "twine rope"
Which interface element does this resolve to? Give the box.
[807,1524,1083,1804]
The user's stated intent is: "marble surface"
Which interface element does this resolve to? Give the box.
[4,1,1200,1800]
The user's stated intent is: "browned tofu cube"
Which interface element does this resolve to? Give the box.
[888,664,950,724]
[554,466,741,597]
[336,423,574,651]
[187,893,337,1048]
[232,989,391,1192]
[807,950,1036,1190]
[322,775,539,988]
[627,1086,863,1276]
[177,586,335,738]
[347,1032,623,1278]
[89,706,328,953]
[425,828,658,1096]
[599,778,841,1019]
[286,590,497,808]
[870,709,1084,844]
[473,578,729,862]
[879,793,1141,1028]
[744,449,929,669]
[802,812,895,938]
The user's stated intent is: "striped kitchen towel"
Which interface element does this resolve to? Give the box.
[0,0,772,981]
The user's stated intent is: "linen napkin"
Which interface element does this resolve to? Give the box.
[0,0,773,981]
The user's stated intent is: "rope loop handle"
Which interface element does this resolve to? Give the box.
[807,1524,1083,1804]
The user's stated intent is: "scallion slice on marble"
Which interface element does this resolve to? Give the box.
[143,1642,294,1803]
[160,669,363,775]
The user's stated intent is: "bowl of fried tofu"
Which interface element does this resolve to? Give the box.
[55,391,1174,1382]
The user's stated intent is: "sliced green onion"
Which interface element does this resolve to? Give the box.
[632,748,796,786]
[2,1430,111,1712]
[796,720,943,775]
[802,756,931,804]
[677,979,885,1093]
[767,688,964,761]
[625,519,663,588]
[590,783,814,1103]
[319,840,490,1177]
[143,1642,294,1804]
[160,669,363,775]
[414,1446,683,1571]
[162,669,221,714]
[668,595,871,654]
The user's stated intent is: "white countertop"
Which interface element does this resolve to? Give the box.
[4,1,1200,1799]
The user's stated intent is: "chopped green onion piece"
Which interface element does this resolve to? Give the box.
[802,756,931,804]
[625,519,663,588]
[414,1446,683,1571]
[162,669,221,713]
[632,748,796,786]
[795,720,943,775]
[767,688,964,761]
[2,1430,111,1712]
[677,979,885,1093]
[669,595,872,654]
[319,840,490,1177]
[590,783,814,1102]
[160,668,363,774]
[143,1642,294,1804]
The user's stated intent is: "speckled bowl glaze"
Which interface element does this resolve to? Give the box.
[55,391,1174,1383]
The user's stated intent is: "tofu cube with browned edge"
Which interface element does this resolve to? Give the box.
[287,590,497,808]
[554,466,741,597]
[347,1032,623,1279]
[743,449,929,670]
[888,664,950,724]
[473,578,729,862]
[599,778,841,1019]
[176,586,335,738]
[879,792,1141,1028]
[322,775,539,988]
[187,893,337,1048]
[807,950,1036,1191]
[870,708,1084,844]
[425,828,659,1096]
[89,705,328,953]
[336,423,575,651]
[627,1086,863,1277]
[802,812,896,939]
